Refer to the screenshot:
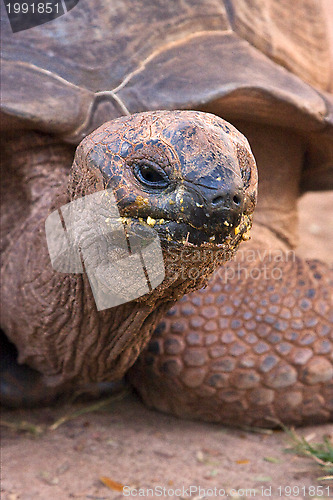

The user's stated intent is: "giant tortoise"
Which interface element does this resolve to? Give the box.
[1,0,332,427]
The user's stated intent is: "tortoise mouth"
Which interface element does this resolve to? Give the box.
[119,214,251,249]
[153,219,231,246]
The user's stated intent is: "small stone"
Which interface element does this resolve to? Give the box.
[38,471,59,485]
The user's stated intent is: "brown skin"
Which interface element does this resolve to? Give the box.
[1,114,332,426]
[130,121,333,427]
[1,0,332,422]
[0,110,256,400]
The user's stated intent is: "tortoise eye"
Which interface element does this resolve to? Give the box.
[133,160,169,189]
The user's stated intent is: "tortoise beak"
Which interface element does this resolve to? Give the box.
[172,177,245,233]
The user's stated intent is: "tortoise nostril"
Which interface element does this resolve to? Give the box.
[208,192,243,209]
[233,194,241,205]
[211,195,224,206]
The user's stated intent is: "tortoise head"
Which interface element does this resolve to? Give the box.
[69,110,257,294]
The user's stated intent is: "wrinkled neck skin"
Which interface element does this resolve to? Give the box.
[0,131,242,389]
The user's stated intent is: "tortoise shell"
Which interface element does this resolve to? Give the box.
[1,0,332,190]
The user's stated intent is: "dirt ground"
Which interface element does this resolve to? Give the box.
[1,191,333,500]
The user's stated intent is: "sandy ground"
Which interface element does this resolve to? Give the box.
[1,191,333,500]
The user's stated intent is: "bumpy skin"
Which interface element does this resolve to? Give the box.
[1,112,332,426]
[0,111,256,399]
[1,0,332,425]
[129,122,333,427]
[130,246,333,427]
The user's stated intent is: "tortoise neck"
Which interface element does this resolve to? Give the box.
[1,131,75,253]
[1,130,232,387]
[232,120,305,249]
[2,131,75,201]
